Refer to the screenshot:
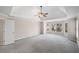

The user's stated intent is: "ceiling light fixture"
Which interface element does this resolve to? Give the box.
[36,6,48,18]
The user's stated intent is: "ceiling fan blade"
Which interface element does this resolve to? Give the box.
[43,15,47,17]
[34,6,48,17]
[45,13,48,15]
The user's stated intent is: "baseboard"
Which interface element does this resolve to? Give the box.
[4,40,15,45]
[15,34,40,41]
[15,36,28,41]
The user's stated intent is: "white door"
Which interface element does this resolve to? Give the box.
[4,19,15,45]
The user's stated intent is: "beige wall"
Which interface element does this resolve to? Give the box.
[15,20,40,40]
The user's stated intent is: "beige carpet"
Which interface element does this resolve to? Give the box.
[0,34,79,53]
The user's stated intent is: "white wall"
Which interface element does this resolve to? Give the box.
[64,18,76,41]
[10,6,40,21]
[44,18,76,41]
[78,18,79,47]
[15,19,40,40]
[0,6,12,15]
[76,16,79,47]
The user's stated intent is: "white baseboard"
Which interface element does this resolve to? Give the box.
[4,40,15,45]
[15,34,39,41]
[15,36,27,41]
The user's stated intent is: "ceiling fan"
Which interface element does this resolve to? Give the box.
[36,6,48,17]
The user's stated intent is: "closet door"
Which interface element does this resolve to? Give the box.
[4,19,15,45]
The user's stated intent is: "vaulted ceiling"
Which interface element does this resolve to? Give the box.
[0,6,79,20]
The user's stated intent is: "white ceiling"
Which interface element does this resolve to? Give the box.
[0,6,79,20]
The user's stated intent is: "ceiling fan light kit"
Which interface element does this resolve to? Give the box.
[37,6,48,18]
